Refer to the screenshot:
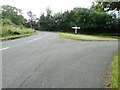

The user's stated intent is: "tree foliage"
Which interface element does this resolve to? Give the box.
[27,11,38,29]
[39,7,119,34]
[2,5,119,35]
[99,1,120,11]
[2,5,26,26]
[39,8,54,31]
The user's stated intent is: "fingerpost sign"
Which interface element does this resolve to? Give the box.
[72,26,80,34]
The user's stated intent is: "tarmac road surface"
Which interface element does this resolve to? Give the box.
[1,31,118,88]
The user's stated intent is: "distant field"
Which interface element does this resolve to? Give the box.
[0,25,37,41]
[59,33,119,41]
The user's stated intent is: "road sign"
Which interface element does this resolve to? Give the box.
[72,26,80,34]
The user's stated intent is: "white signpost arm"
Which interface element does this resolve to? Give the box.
[72,26,80,34]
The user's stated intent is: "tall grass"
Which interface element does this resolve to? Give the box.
[112,51,120,88]
[0,25,36,37]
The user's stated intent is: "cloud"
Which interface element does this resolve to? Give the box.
[0,0,93,19]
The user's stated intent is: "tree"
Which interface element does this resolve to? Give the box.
[27,11,38,28]
[98,1,120,11]
[38,6,118,34]
[90,1,119,33]
[91,1,120,11]
[2,5,26,26]
[2,5,22,19]
[39,8,53,31]
[90,2,104,12]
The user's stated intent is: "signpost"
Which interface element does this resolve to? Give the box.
[72,26,80,34]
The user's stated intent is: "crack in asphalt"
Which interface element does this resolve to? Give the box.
[18,40,57,88]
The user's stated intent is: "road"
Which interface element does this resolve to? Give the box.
[1,32,118,88]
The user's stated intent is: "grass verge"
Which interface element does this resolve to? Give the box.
[0,25,37,41]
[112,51,120,88]
[0,33,36,41]
[59,33,119,41]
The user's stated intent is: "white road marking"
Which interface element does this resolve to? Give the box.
[28,34,48,43]
[0,47,9,51]
[28,37,42,42]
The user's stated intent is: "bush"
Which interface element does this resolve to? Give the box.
[0,25,36,37]
[2,19,13,25]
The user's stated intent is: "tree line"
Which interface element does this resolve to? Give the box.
[2,1,120,35]
[39,2,120,34]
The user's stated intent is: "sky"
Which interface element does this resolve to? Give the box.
[0,0,94,19]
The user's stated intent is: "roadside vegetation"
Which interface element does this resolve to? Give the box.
[39,2,119,36]
[0,25,36,41]
[59,33,118,41]
[1,5,37,41]
[1,2,120,41]
[112,51,120,88]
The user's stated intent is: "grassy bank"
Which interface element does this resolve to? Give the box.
[0,33,36,41]
[0,25,37,41]
[112,51,120,88]
[59,33,118,41]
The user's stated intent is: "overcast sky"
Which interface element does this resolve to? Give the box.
[1,0,94,19]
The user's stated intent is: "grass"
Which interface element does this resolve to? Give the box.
[0,33,36,41]
[112,51,120,88]
[59,32,119,41]
[0,25,37,41]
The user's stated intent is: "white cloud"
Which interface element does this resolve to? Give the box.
[0,0,94,19]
